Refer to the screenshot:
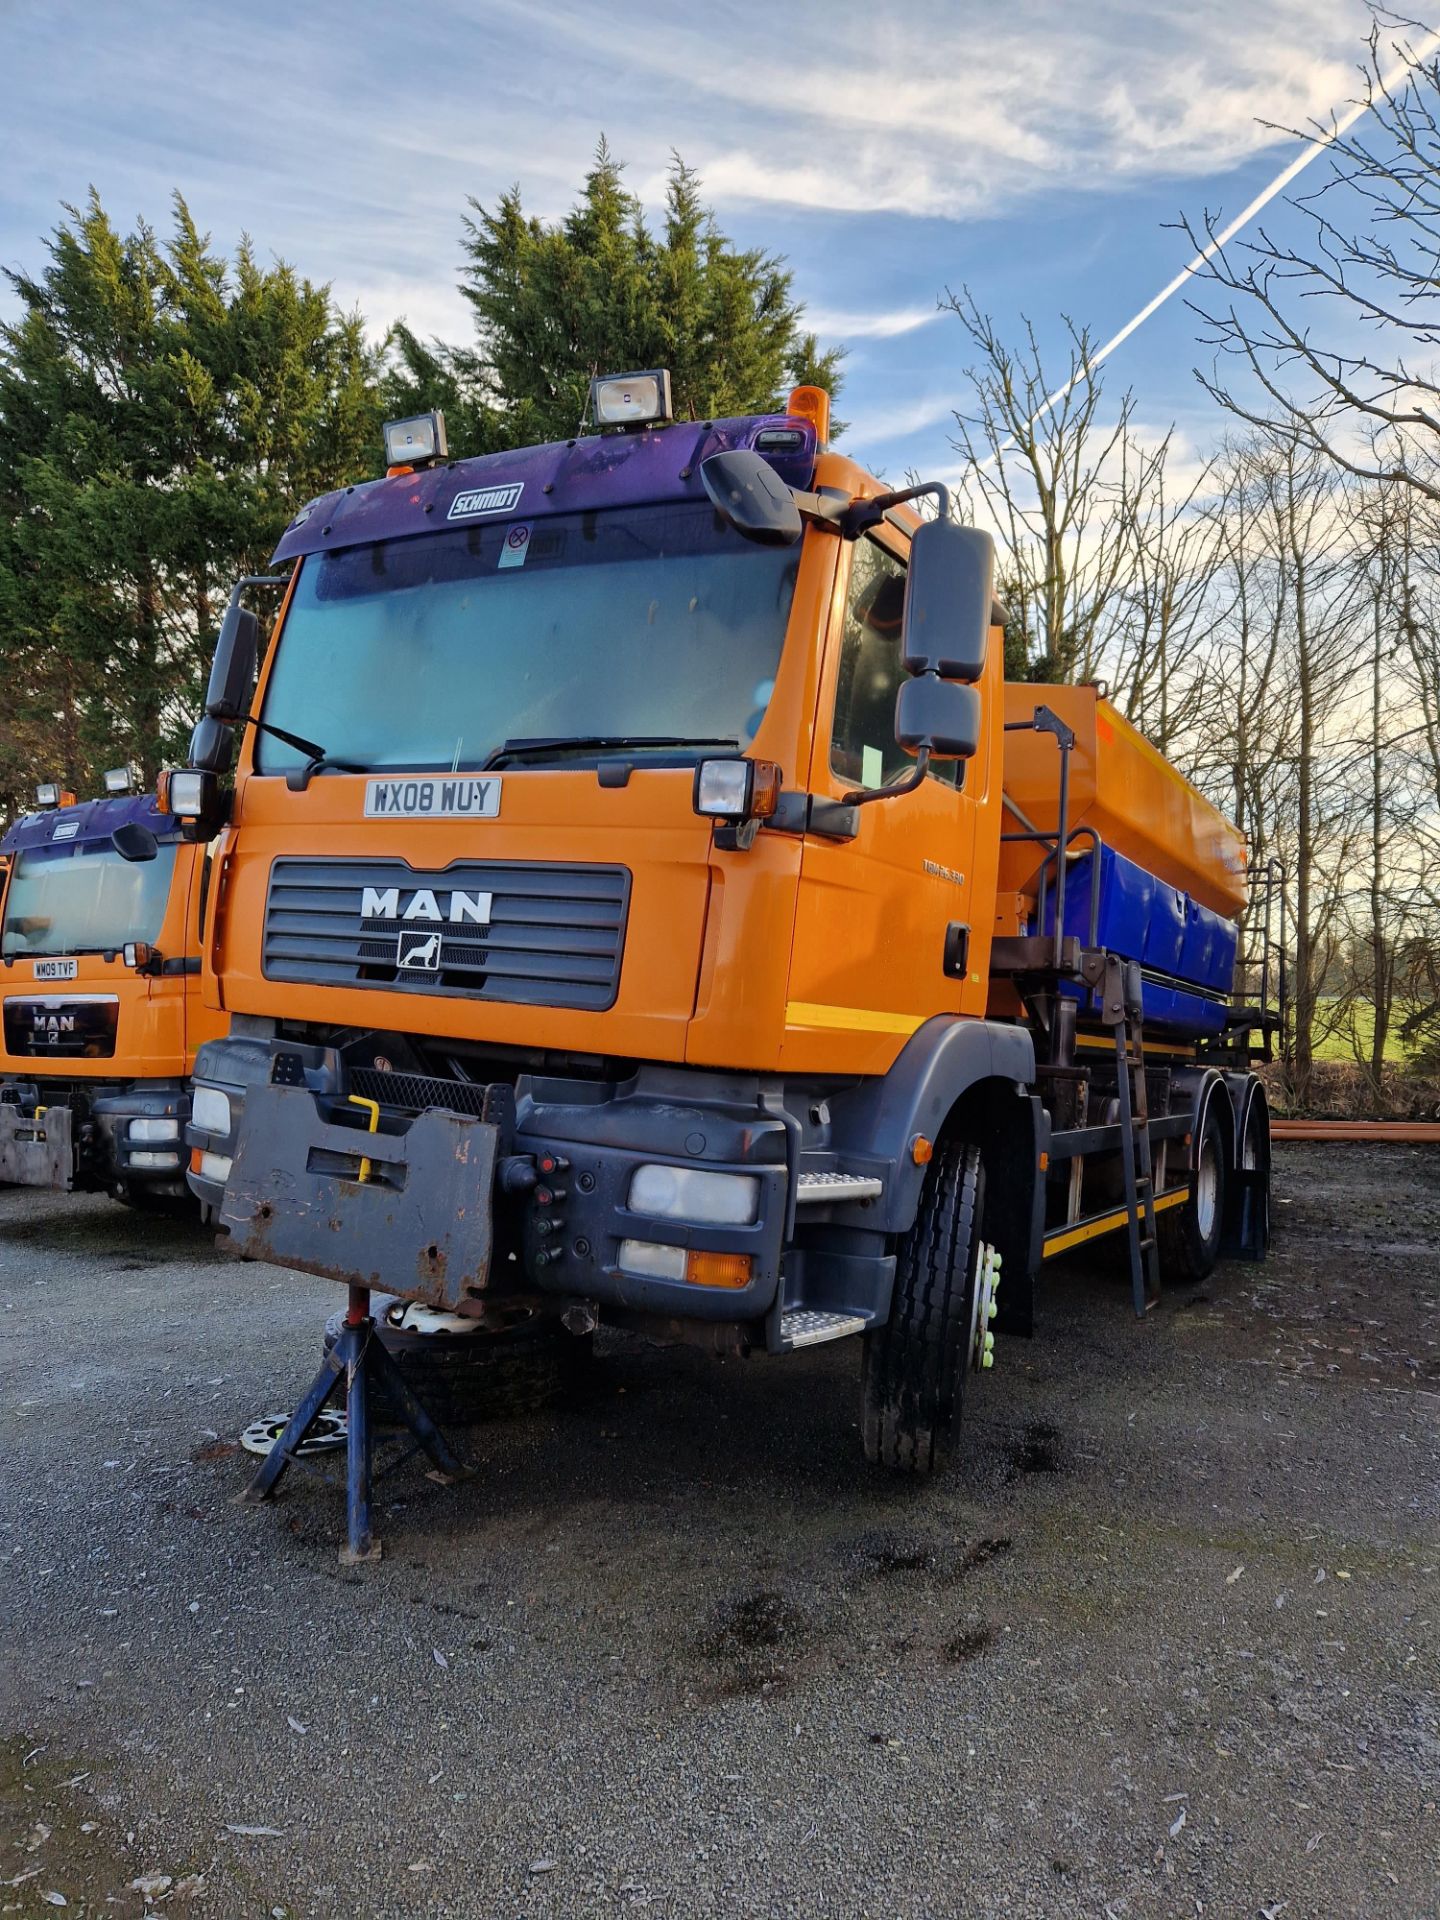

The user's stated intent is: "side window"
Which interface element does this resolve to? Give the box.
[829,537,959,791]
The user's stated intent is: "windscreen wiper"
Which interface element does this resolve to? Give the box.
[285,751,372,793]
[482,735,740,770]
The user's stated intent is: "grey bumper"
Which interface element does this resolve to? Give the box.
[206,1061,788,1322]
[0,1084,188,1191]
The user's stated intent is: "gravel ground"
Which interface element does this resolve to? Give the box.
[1,1145,1436,1919]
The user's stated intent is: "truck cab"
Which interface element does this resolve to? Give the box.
[180,375,1266,1476]
[0,782,225,1203]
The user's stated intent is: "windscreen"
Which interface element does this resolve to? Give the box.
[1,842,179,958]
[256,502,801,773]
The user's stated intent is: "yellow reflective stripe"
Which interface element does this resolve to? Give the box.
[785,1000,926,1036]
[1073,1034,1196,1059]
[1042,1185,1188,1259]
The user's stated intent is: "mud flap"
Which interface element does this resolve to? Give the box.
[0,1102,74,1189]
[220,1082,497,1311]
[1224,1166,1270,1261]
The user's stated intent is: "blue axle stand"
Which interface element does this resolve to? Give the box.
[242,1283,467,1563]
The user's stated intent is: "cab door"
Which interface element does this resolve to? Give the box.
[179,840,227,1058]
[782,528,990,1076]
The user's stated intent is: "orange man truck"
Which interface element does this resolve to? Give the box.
[174,375,1271,1502]
[0,778,225,1204]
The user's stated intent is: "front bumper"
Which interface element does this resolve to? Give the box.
[188,1041,789,1322]
[0,1081,189,1192]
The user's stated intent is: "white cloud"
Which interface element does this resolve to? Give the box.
[801,304,941,341]
[479,0,1375,219]
[843,393,966,451]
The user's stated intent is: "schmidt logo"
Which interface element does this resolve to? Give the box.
[448,482,524,520]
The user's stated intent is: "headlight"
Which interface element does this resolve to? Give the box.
[191,1086,232,1136]
[128,1150,180,1169]
[128,1116,179,1143]
[197,1150,232,1185]
[627,1164,759,1225]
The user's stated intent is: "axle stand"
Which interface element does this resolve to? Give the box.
[241,1284,468,1563]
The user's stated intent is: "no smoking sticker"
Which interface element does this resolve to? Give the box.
[498,522,532,569]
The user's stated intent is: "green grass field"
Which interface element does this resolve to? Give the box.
[1311,998,1409,1065]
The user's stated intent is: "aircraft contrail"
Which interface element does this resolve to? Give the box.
[992,23,1440,450]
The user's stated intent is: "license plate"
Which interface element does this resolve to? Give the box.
[364,776,501,820]
[33,958,78,982]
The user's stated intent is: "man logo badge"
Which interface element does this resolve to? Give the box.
[397,929,442,971]
[447,481,524,521]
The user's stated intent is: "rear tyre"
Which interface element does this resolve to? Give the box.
[1232,1094,1271,1257]
[861,1137,985,1476]
[1159,1100,1227,1284]
[322,1294,591,1428]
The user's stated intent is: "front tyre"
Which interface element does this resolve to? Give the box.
[861,1137,985,1476]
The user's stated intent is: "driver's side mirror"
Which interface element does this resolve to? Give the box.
[189,600,260,776]
[111,823,158,864]
[205,603,260,724]
[902,521,994,682]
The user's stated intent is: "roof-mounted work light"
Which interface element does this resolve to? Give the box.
[383,410,448,474]
[34,782,60,810]
[102,766,134,796]
[589,369,673,431]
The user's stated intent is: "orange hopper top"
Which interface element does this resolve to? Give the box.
[998,684,1247,921]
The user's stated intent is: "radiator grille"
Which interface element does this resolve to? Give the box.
[262,858,629,1011]
[346,1068,492,1117]
[3,995,119,1059]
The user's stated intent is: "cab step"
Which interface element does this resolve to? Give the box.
[780,1309,868,1349]
[794,1171,883,1204]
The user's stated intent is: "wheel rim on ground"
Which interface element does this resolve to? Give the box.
[1194,1135,1221,1241]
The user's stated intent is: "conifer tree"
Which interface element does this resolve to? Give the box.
[392,142,844,451]
[0,192,380,809]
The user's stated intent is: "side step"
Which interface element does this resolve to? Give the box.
[794,1171,883,1204]
[780,1309,868,1349]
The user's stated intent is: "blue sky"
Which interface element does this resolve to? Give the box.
[1,0,1384,483]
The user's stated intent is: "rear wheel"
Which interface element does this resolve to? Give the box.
[861,1137,985,1476]
[1232,1094,1271,1257]
[322,1294,591,1428]
[1159,1101,1227,1284]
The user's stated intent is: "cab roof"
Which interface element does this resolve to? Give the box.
[272,412,820,565]
[2,792,173,859]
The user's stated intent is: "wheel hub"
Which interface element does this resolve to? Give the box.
[968,1242,1002,1372]
[1195,1141,1220,1240]
[240,1408,347,1457]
